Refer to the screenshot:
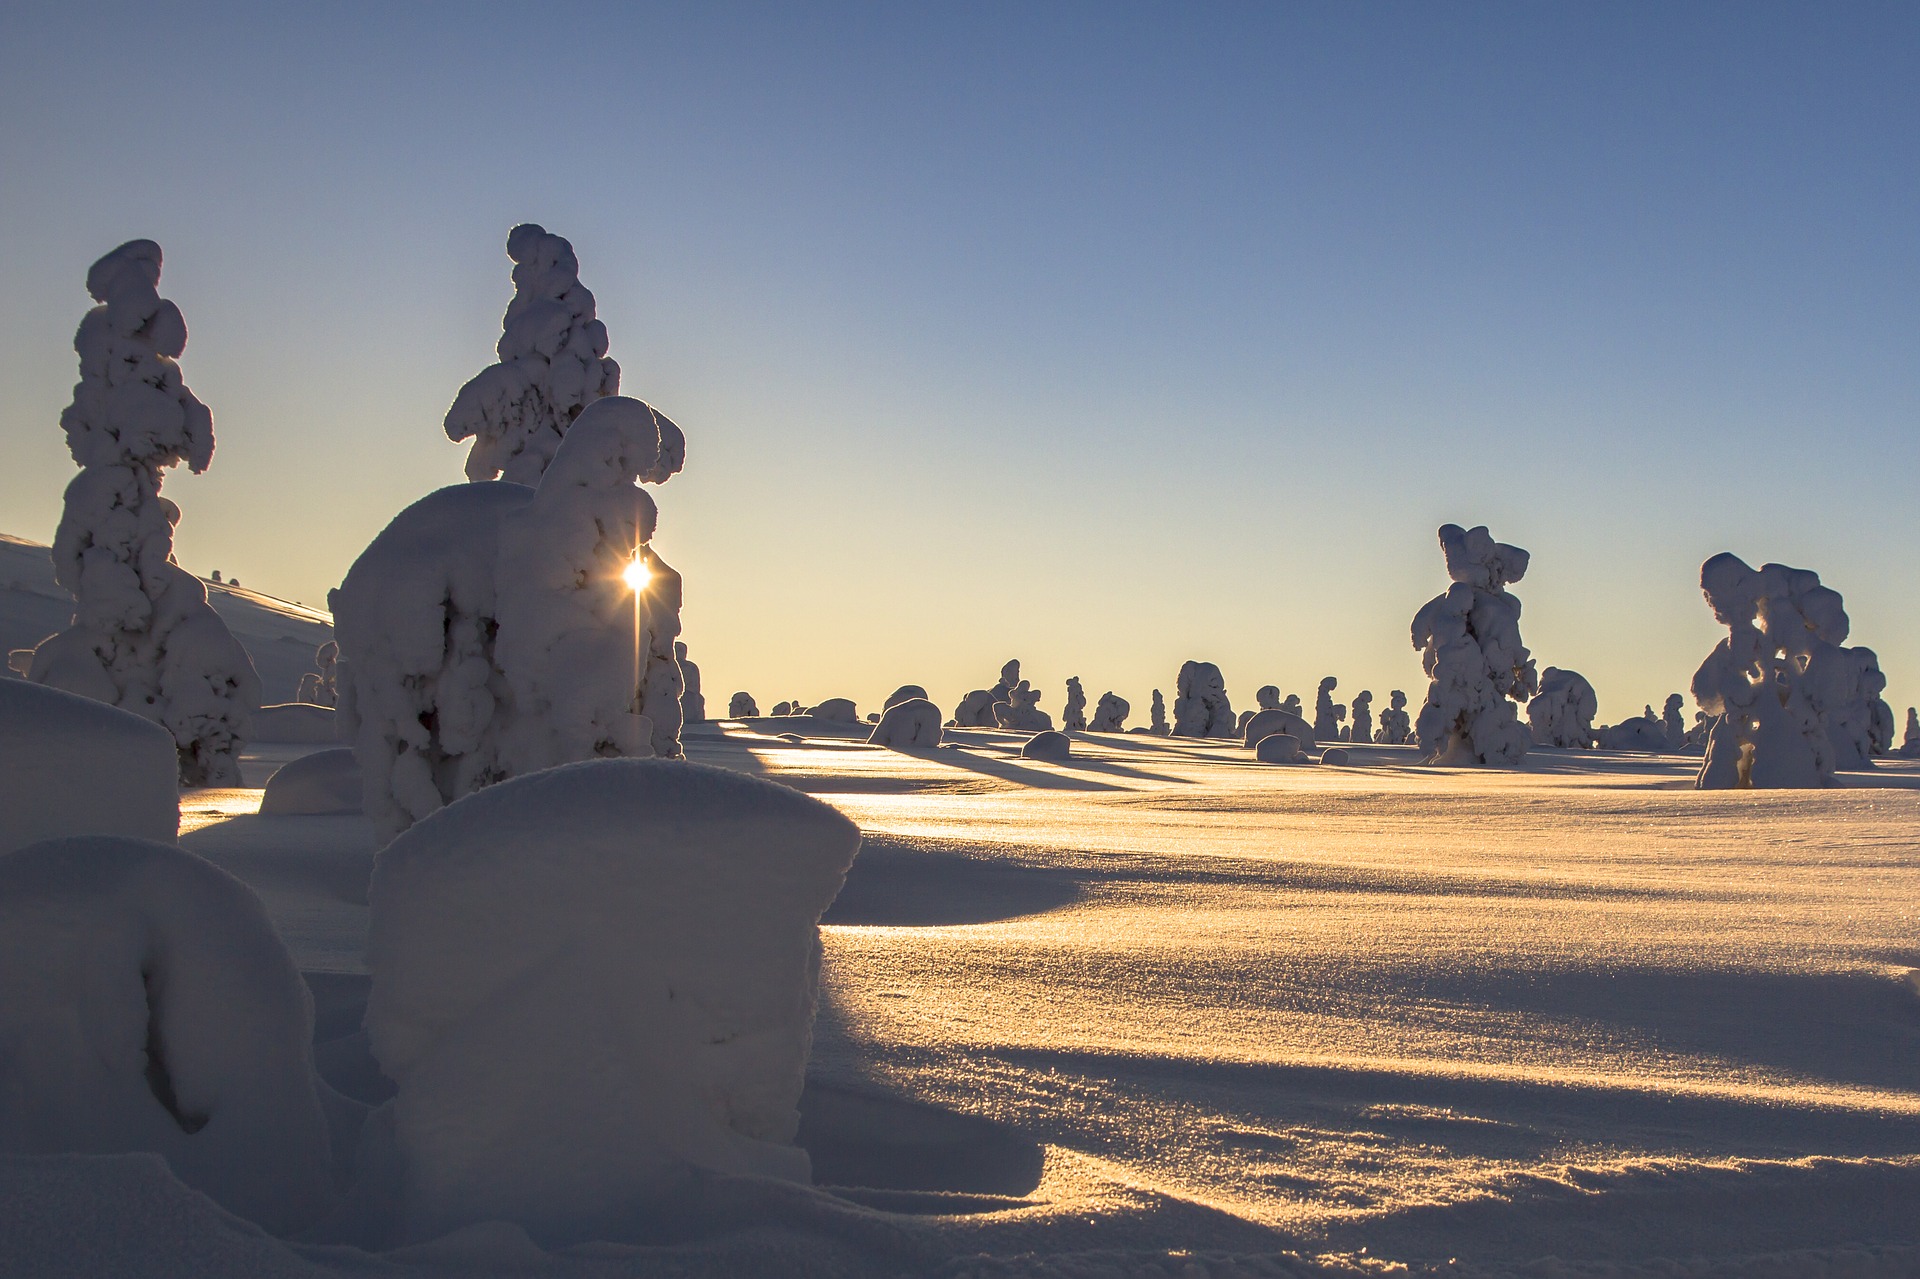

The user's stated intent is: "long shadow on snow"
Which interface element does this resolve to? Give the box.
[822,834,1086,926]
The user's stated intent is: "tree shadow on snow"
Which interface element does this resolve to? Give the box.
[823,834,1085,926]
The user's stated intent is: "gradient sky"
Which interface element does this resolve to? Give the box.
[2,3,1916,722]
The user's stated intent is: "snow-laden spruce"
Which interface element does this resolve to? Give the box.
[0,679,179,854]
[1062,677,1088,731]
[1375,690,1411,744]
[1661,693,1688,750]
[1149,688,1169,735]
[952,659,1021,727]
[1089,691,1129,731]
[1690,553,1882,788]
[729,691,759,718]
[993,680,1053,732]
[869,697,943,749]
[27,241,259,785]
[1410,524,1537,766]
[676,642,705,724]
[1349,690,1373,744]
[0,837,337,1233]
[1313,677,1341,740]
[1173,661,1235,737]
[365,759,860,1245]
[1526,667,1597,748]
[297,640,339,706]
[334,396,686,837]
[444,224,629,485]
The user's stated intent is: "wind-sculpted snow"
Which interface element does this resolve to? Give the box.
[1174,661,1235,738]
[1411,524,1537,766]
[28,241,258,785]
[0,837,335,1233]
[333,395,684,837]
[1062,677,1087,732]
[0,679,177,854]
[869,697,943,749]
[1690,553,1868,789]
[443,224,626,485]
[1527,667,1598,748]
[1089,691,1130,732]
[365,760,860,1245]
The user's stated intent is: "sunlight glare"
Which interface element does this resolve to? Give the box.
[622,554,652,593]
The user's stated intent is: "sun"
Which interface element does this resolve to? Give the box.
[622,553,652,592]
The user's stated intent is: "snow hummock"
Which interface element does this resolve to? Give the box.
[1019,730,1071,760]
[1253,732,1302,763]
[1527,667,1598,748]
[0,678,178,854]
[1088,691,1129,732]
[1691,553,1846,789]
[28,240,259,786]
[259,748,361,816]
[728,692,759,718]
[993,681,1053,732]
[1062,677,1088,732]
[253,702,338,744]
[0,836,336,1233]
[809,697,859,723]
[1243,706,1315,750]
[364,759,861,1245]
[334,395,686,837]
[442,225,626,485]
[1172,661,1235,738]
[868,697,943,749]
[1411,524,1537,766]
[1594,711,1670,752]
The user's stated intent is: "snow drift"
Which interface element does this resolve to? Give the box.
[0,679,178,854]
[0,836,336,1233]
[364,759,861,1245]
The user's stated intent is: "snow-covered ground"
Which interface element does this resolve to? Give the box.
[8,719,1915,1276]
[1,533,331,706]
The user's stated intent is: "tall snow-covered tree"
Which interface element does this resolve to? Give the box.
[29,240,258,786]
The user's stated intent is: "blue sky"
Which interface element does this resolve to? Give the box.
[2,3,1915,720]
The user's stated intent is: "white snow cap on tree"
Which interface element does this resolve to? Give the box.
[1902,708,1920,757]
[1089,691,1129,732]
[444,224,625,485]
[993,680,1053,732]
[297,640,339,707]
[334,395,686,837]
[1313,678,1340,740]
[676,641,705,724]
[1410,524,1537,766]
[1062,677,1088,731]
[1375,690,1411,744]
[729,691,759,718]
[365,760,860,1245]
[1173,661,1236,737]
[1691,553,1857,789]
[869,697,943,749]
[1526,667,1597,748]
[28,240,258,785]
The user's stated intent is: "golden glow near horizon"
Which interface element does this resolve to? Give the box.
[622,553,652,593]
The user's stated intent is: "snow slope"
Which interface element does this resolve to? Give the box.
[1,532,332,706]
[5,726,1920,1276]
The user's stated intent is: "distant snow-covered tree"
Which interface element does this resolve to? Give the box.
[28,240,259,786]
[1062,677,1087,731]
[1410,524,1537,766]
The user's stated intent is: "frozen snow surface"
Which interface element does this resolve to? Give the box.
[1527,666,1598,748]
[6,727,1920,1275]
[0,678,178,853]
[442,225,625,485]
[27,241,259,786]
[253,702,338,744]
[333,395,685,837]
[868,697,943,749]
[1173,661,1236,738]
[1411,524,1537,766]
[1690,553,1878,789]
[1088,691,1130,732]
[364,759,861,1245]
[0,836,336,1234]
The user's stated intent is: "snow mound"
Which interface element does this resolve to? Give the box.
[364,759,861,1245]
[259,748,361,816]
[1173,661,1235,738]
[1243,706,1315,750]
[1253,733,1301,763]
[809,697,858,723]
[1527,667,1598,748]
[1320,746,1351,766]
[1019,730,1072,760]
[1411,524,1537,766]
[884,684,928,710]
[0,837,335,1233]
[868,698,943,749]
[0,679,177,854]
[253,702,337,744]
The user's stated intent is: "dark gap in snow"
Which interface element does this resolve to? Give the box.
[140,962,208,1134]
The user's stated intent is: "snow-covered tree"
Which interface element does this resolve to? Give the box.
[729,691,759,718]
[952,659,1021,727]
[28,240,259,786]
[1150,689,1169,735]
[1349,690,1373,744]
[1410,524,1537,766]
[1901,708,1920,757]
[1255,685,1281,711]
[1661,693,1687,750]
[296,640,338,707]
[1173,661,1235,737]
[1313,677,1340,740]
[335,396,687,837]
[1062,677,1088,731]
[1375,690,1411,744]
[1089,691,1129,731]
[1526,667,1597,748]
[676,642,705,724]
[1691,553,1836,789]
[444,224,629,485]
[993,681,1052,731]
